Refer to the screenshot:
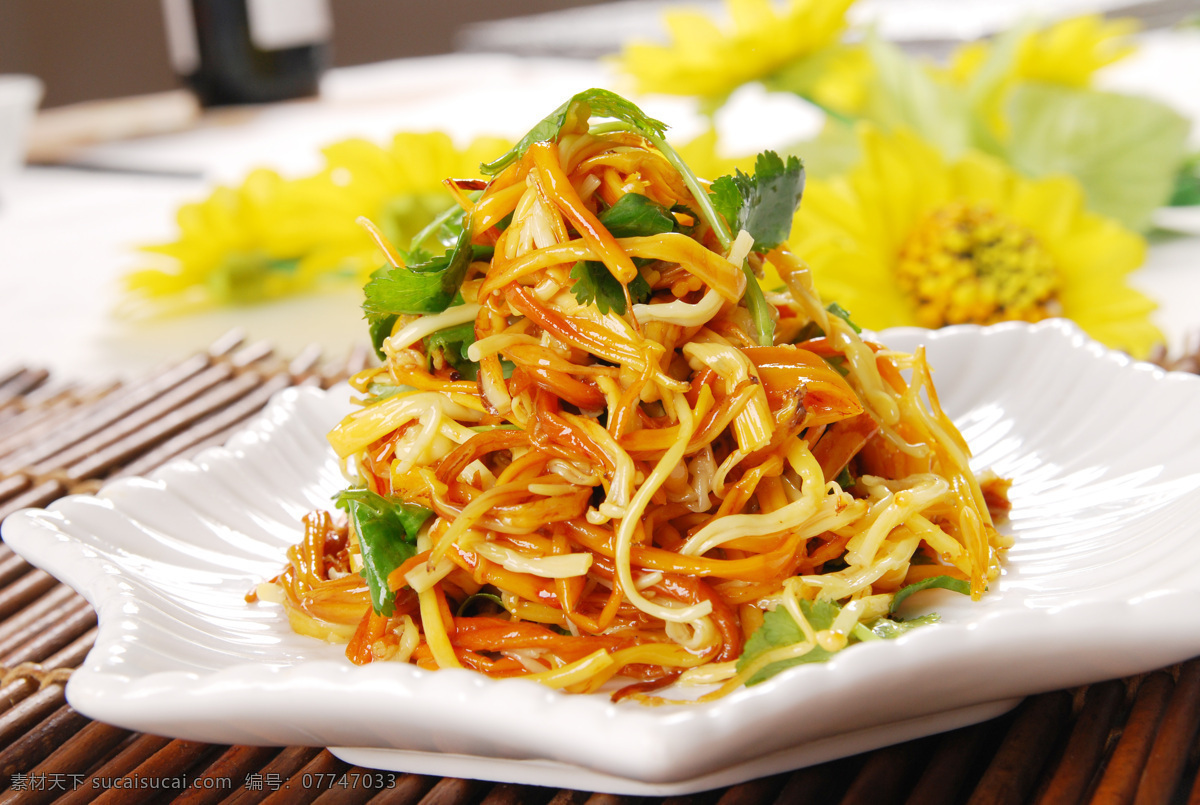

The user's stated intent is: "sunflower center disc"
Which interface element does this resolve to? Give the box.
[895,201,1062,328]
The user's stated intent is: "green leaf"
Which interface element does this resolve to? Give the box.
[890,575,971,614]
[867,612,941,639]
[669,203,699,236]
[399,199,467,261]
[708,178,743,237]
[368,309,398,361]
[792,320,826,343]
[1004,84,1191,231]
[1169,151,1200,207]
[862,33,973,158]
[476,88,734,255]
[824,355,850,377]
[334,488,433,616]
[363,381,405,404]
[957,23,1027,158]
[599,192,678,238]
[569,261,651,316]
[737,600,840,686]
[424,320,479,379]
[379,193,462,259]
[763,47,854,121]
[566,194,664,315]
[362,223,489,322]
[480,88,669,177]
[709,151,806,253]
[707,151,803,347]
[424,321,475,362]
[206,254,301,305]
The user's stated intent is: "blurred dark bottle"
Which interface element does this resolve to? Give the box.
[161,0,332,106]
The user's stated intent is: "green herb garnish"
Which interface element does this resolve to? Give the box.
[334,488,433,616]
[890,575,972,613]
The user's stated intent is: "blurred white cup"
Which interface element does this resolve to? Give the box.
[0,75,44,194]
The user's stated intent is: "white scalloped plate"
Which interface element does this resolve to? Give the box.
[5,320,1200,796]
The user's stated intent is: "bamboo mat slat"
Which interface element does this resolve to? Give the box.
[0,331,1198,804]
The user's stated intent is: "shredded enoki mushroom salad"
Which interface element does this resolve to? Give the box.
[254,90,1012,703]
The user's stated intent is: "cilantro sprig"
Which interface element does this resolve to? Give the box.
[709,151,806,254]
[709,152,806,346]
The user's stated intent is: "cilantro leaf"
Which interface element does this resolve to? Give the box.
[786,303,862,346]
[708,152,804,347]
[670,204,698,236]
[362,221,485,319]
[567,195,665,315]
[334,488,433,616]
[366,279,399,361]
[738,594,952,685]
[363,381,405,404]
[481,89,668,177]
[456,591,505,617]
[709,151,806,253]
[404,200,467,257]
[569,261,651,315]
[738,600,839,686]
[890,575,971,614]
[600,192,678,238]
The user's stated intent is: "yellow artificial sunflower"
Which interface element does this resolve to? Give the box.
[615,0,856,102]
[934,14,1141,142]
[313,131,512,261]
[788,127,1162,357]
[948,14,1139,89]
[126,168,344,311]
[124,131,511,315]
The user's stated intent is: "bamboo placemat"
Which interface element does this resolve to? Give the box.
[0,331,1198,805]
